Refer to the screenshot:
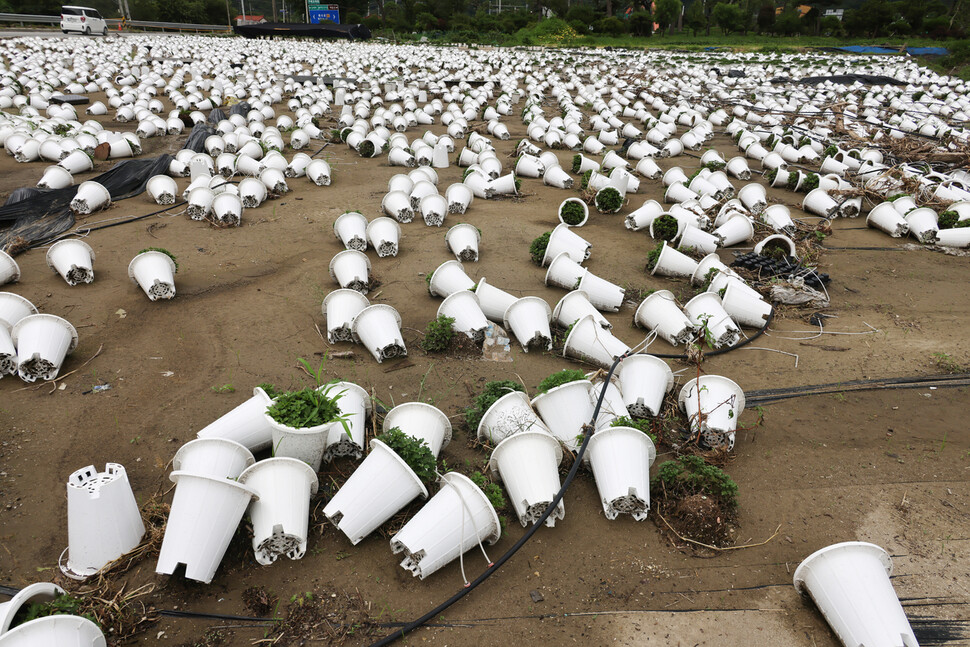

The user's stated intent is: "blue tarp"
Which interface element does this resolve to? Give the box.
[834,45,950,55]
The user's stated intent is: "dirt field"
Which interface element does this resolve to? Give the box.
[1,43,969,647]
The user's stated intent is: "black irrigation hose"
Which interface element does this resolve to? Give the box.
[746,373,970,405]
[649,310,774,360]
[367,349,637,647]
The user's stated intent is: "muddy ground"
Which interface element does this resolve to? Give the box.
[0,71,969,647]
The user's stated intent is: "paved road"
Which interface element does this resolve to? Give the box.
[0,28,190,39]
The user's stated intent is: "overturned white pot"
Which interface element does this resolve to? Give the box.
[553,290,610,331]
[211,192,243,227]
[634,289,696,346]
[651,241,699,279]
[196,386,276,452]
[70,181,111,215]
[577,271,625,312]
[146,175,178,205]
[558,197,589,227]
[720,282,773,329]
[323,288,370,344]
[477,390,549,445]
[37,164,73,190]
[429,260,474,297]
[543,224,591,266]
[445,182,473,214]
[866,202,910,238]
[333,211,368,251]
[238,458,319,565]
[678,375,745,451]
[306,159,332,186]
[11,314,77,382]
[383,402,453,458]
[351,304,407,363]
[45,239,95,286]
[60,463,145,580]
[503,296,553,352]
[365,217,401,258]
[531,378,594,451]
[563,314,630,370]
[322,381,371,462]
[618,354,674,418]
[0,615,106,646]
[155,470,257,583]
[713,214,754,247]
[438,290,489,341]
[323,439,429,545]
[683,292,740,349]
[475,278,517,323]
[793,542,918,647]
[904,207,939,243]
[238,177,267,208]
[445,223,481,262]
[329,249,371,294]
[585,427,656,521]
[489,430,564,527]
[128,250,176,301]
[0,251,19,287]
[391,472,501,580]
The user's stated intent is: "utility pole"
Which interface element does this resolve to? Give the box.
[273,0,278,23]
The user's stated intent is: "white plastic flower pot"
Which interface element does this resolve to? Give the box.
[10,314,77,382]
[937,227,970,248]
[323,288,370,344]
[691,253,735,286]
[383,402,452,458]
[211,192,243,227]
[146,175,177,205]
[803,188,840,218]
[553,290,610,331]
[155,470,257,583]
[322,381,371,461]
[489,430,564,527]
[463,170,494,199]
[754,234,798,260]
[196,386,276,452]
[263,406,335,473]
[713,214,755,247]
[0,292,36,331]
[381,190,414,223]
[725,156,751,179]
[60,463,145,580]
[651,241,699,279]
[323,439,429,545]
[0,615,106,646]
[333,212,368,251]
[488,173,518,196]
[634,289,696,346]
[625,200,663,231]
[259,168,287,194]
[866,202,910,238]
[475,278,516,323]
[445,223,481,263]
[286,152,312,178]
[361,216,399,258]
[328,249,371,294]
[238,458,318,566]
[58,149,93,174]
[618,354,674,418]
[720,282,772,329]
[664,182,698,204]
[533,378,595,451]
[391,472,501,580]
[562,314,631,370]
[445,183,473,214]
[904,207,939,243]
[306,159,331,186]
[678,224,719,255]
[420,193,449,227]
[0,252,19,287]
[737,183,767,214]
[186,187,215,220]
[128,250,176,301]
[477,390,548,445]
[239,177,267,208]
[172,438,254,480]
[683,292,740,349]
[45,239,94,286]
[429,260,474,297]
[438,290,489,342]
[503,296,553,352]
[678,375,745,451]
[577,271,625,312]
[558,197,589,227]
[585,427,656,521]
[351,304,407,363]
[543,165,573,189]
[589,375,630,431]
[543,224,591,266]
[0,582,65,634]
[37,164,73,189]
[544,252,586,290]
[70,181,110,215]
[793,542,918,647]
[761,204,796,234]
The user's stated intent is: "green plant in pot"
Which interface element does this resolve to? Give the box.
[800,172,819,193]
[595,187,623,214]
[571,154,583,174]
[764,168,778,184]
[786,171,800,191]
[938,211,960,229]
[377,426,437,484]
[645,242,664,272]
[266,383,351,435]
[537,369,586,395]
[652,214,679,242]
[357,139,375,158]
[560,200,586,225]
[529,231,552,265]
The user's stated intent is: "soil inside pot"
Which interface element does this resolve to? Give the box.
[652,215,679,242]
[560,201,586,225]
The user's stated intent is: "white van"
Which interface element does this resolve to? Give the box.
[60,6,108,35]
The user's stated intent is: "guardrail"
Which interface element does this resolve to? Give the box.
[0,12,230,33]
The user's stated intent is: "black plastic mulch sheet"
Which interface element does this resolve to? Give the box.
[770,74,905,86]
[233,22,371,40]
[0,123,216,252]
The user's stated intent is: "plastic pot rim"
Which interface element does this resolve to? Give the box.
[0,291,38,330]
[618,353,675,393]
[383,401,454,449]
[677,374,746,414]
[0,582,65,634]
[333,211,368,238]
[351,304,403,337]
[327,249,371,282]
[322,288,370,315]
[127,251,177,282]
[167,470,259,500]
[502,296,552,332]
[172,437,255,474]
[45,238,95,272]
[487,429,564,474]
[11,313,79,353]
[237,456,320,494]
[585,425,657,465]
[369,438,430,500]
[438,471,502,545]
[0,250,21,283]
[792,541,891,593]
[445,222,481,244]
